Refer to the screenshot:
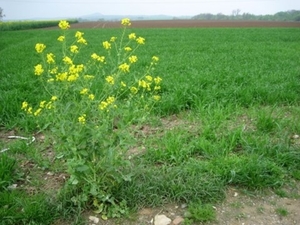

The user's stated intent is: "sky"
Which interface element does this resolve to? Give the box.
[0,0,299,21]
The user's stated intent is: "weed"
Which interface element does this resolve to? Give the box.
[275,207,288,217]
[0,153,16,191]
[184,201,216,223]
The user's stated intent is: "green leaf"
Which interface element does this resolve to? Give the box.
[76,165,89,172]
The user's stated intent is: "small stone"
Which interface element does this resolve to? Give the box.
[181,203,187,209]
[154,214,172,225]
[88,216,99,224]
[7,184,17,190]
[234,192,238,197]
[172,216,184,225]
[292,134,299,139]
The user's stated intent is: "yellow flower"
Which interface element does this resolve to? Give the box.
[51,96,58,101]
[67,74,79,82]
[27,107,33,114]
[77,37,87,45]
[110,36,117,42]
[128,33,136,40]
[47,78,54,82]
[103,41,111,50]
[84,75,95,80]
[154,86,161,91]
[130,87,138,94]
[154,76,162,84]
[56,72,68,81]
[91,53,105,62]
[105,76,114,85]
[99,101,108,110]
[46,53,55,64]
[106,96,115,104]
[121,81,126,87]
[63,56,73,65]
[145,75,153,81]
[153,95,161,101]
[118,63,130,73]
[75,31,84,39]
[49,67,58,74]
[35,43,46,53]
[34,108,42,116]
[129,55,138,64]
[152,56,159,62]
[70,45,79,53]
[57,35,65,42]
[34,64,44,76]
[80,88,89,95]
[78,114,86,124]
[45,102,53,109]
[88,94,95,100]
[124,47,132,52]
[138,80,147,89]
[58,20,70,30]
[121,18,131,26]
[21,101,28,110]
[136,37,145,45]
[39,100,47,108]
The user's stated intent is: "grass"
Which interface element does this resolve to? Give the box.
[0,25,300,224]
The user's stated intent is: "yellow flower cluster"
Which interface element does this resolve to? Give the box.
[118,63,130,73]
[129,55,138,64]
[103,41,111,50]
[34,64,44,76]
[99,96,116,111]
[58,20,70,30]
[35,43,46,53]
[21,96,57,116]
[105,75,115,85]
[91,53,105,62]
[121,18,131,26]
[47,53,55,64]
[129,75,162,99]
[78,114,86,124]
[127,33,145,44]
[57,35,65,42]
[70,45,79,53]
[80,88,95,100]
[75,31,87,45]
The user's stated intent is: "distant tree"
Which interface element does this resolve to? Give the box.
[0,7,5,21]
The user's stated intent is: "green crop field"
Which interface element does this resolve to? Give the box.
[0,24,300,224]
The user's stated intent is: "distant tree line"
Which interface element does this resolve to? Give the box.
[0,7,5,21]
[192,10,300,22]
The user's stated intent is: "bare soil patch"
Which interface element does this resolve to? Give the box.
[45,20,300,30]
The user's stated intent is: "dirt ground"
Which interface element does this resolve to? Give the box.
[63,20,300,29]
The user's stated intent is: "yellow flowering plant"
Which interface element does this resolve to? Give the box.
[22,18,162,218]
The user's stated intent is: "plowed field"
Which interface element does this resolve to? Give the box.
[69,20,300,29]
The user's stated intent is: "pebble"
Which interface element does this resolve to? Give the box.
[172,216,184,225]
[154,214,172,225]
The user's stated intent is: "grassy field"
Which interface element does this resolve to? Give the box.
[0,25,300,224]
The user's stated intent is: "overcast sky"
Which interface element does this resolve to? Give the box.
[0,0,299,21]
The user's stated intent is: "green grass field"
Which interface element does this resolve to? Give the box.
[0,26,300,224]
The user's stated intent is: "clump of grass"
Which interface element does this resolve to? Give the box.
[115,161,225,208]
[0,153,16,191]
[184,201,216,223]
[276,207,288,217]
[0,190,59,225]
